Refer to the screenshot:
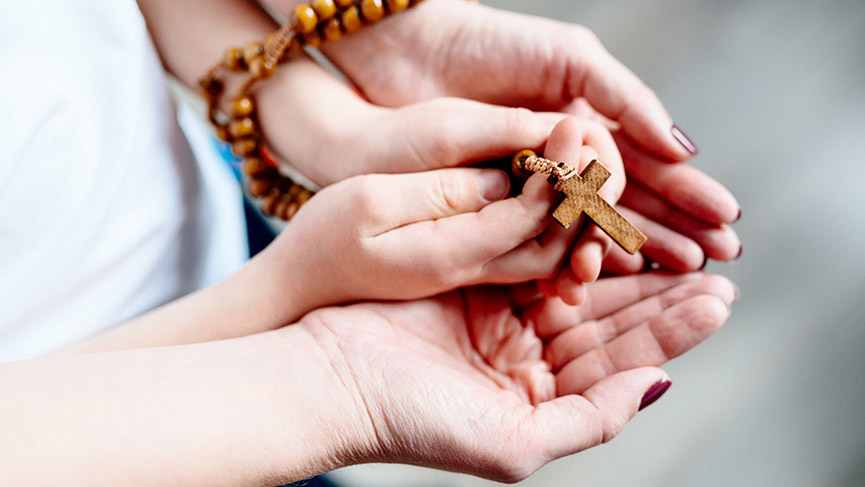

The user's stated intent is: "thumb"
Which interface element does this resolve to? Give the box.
[360,168,512,235]
[531,367,671,459]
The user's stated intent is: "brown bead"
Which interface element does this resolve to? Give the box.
[273,196,291,220]
[228,117,255,139]
[232,96,254,118]
[260,191,280,215]
[334,0,353,7]
[215,125,230,142]
[311,0,336,21]
[303,30,322,48]
[224,47,245,71]
[284,201,300,220]
[249,57,276,79]
[232,138,258,157]
[290,5,318,35]
[199,78,223,97]
[511,149,536,178]
[341,6,362,33]
[241,157,273,177]
[287,183,302,197]
[360,0,385,23]
[248,178,275,198]
[385,0,409,12]
[295,189,313,205]
[321,18,343,42]
[243,42,264,64]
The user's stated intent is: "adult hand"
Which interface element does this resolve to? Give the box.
[296,271,737,481]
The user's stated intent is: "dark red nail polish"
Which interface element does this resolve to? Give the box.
[671,125,699,155]
[733,208,742,223]
[639,380,672,411]
[729,245,743,265]
[699,254,709,271]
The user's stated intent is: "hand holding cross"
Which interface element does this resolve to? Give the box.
[513,151,647,255]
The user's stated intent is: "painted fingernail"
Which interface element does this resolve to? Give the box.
[733,208,742,223]
[671,125,699,155]
[639,380,672,411]
[478,170,510,202]
[733,284,741,302]
[699,253,709,271]
[729,245,743,265]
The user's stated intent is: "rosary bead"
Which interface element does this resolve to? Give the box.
[296,188,313,205]
[303,30,322,48]
[249,178,275,198]
[249,57,276,79]
[224,47,245,71]
[341,6,363,33]
[386,0,409,12]
[215,125,230,142]
[322,18,343,41]
[242,157,273,177]
[232,138,258,157]
[232,96,254,117]
[290,5,319,35]
[228,117,255,139]
[199,78,223,97]
[334,0,353,7]
[311,0,337,21]
[360,0,385,23]
[243,42,264,64]
[273,196,290,219]
[260,191,280,215]
[283,201,300,220]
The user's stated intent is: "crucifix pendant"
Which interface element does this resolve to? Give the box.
[513,151,647,255]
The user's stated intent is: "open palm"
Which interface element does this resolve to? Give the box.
[297,271,735,481]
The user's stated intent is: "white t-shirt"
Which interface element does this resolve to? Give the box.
[0,0,248,360]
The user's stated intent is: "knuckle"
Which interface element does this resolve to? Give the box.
[433,172,467,213]
[502,106,535,136]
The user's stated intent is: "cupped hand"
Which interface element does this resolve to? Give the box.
[256,115,625,323]
[295,271,736,481]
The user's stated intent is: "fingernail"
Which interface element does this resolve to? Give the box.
[639,380,672,411]
[729,245,743,265]
[733,284,740,302]
[671,125,699,155]
[478,170,510,202]
[698,253,709,271]
[733,208,742,223]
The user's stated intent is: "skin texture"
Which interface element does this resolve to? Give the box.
[2,272,736,485]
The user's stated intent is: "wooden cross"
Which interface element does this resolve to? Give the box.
[548,160,647,254]
[513,150,646,255]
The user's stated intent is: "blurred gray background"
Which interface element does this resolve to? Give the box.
[330,0,865,485]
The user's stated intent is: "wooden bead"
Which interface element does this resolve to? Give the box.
[360,0,385,23]
[290,5,318,35]
[199,78,223,97]
[334,0,353,7]
[273,196,291,220]
[248,178,275,198]
[311,0,336,21]
[385,0,409,12]
[303,30,322,48]
[232,138,258,157]
[215,125,230,142]
[228,117,255,139]
[284,201,300,220]
[242,157,273,177]
[511,149,536,178]
[249,57,276,79]
[322,18,343,42]
[296,189,313,205]
[232,96,254,118]
[243,42,264,64]
[224,47,245,71]
[341,6,363,33]
[287,183,302,197]
[260,191,280,215]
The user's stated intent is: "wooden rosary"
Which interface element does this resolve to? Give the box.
[200,0,646,254]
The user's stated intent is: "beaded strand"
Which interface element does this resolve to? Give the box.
[200,0,422,221]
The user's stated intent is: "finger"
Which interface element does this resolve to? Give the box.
[601,244,645,275]
[395,98,559,171]
[379,173,555,272]
[530,367,670,459]
[555,294,730,395]
[569,226,611,284]
[618,206,705,272]
[527,272,702,338]
[619,183,741,261]
[545,274,737,370]
[561,28,697,161]
[554,267,587,306]
[357,168,511,235]
[616,132,740,224]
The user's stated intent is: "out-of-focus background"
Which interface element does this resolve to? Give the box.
[328,0,865,485]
